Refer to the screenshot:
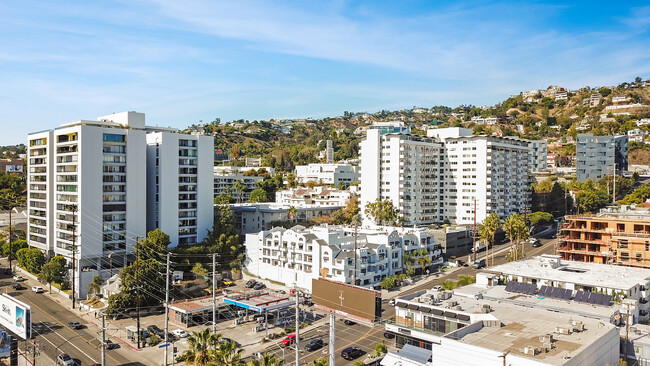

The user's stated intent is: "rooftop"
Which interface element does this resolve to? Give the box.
[485,255,650,290]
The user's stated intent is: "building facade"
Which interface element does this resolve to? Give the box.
[294,163,360,187]
[576,133,629,182]
[230,203,341,234]
[213,166,274,203]
[146,132,214,247]
[528,140,548,173]
[245,225,443,291]
[275,187,352,207]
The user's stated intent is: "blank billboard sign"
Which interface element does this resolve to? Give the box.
[312,278,381,323]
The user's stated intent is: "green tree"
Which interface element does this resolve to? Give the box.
[192,263,208,278]
[440,280,456,290]
[529,212,553,227]
[311,358,328,366]
[249,188,269,203]
[364,198,401,226]
[456,275,476,287]
[620,186,650,205]
[213,339,244,366]
[286,173,297,189]
[2,239,27,262]
[15,247,44,274]
[247,354,284,366]
[234,180,246,203]
[39,256,67,293]
[479,214,501,267]
[287,206,297,223]
[178,328,222,366]
[88,274,104,297]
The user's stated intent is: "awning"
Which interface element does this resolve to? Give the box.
[443,311,457,318]
[406,304,419,310]
[457,314,470,321]
[430,309,444,315]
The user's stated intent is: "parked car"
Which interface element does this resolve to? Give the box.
[245,279,257,288]
[147,325,163,337]
[57,354,75,366]
[341,346,363,360]
[432,285,443,291]
[219,337,239,347]
[343,319,356,325]
[172,329,189,338]
[456,260,468,267]
[305,338,323,351]
[67,322,82,329]
[13,275,24,282]
[531,239,542,248]
[105,340,119,350]
[31,286,44,293]
[383,331,395,339]
[11,284,24,290]
[221,279,234,287]
[253,282,266,290]
[281,334,297,346]
[388,299,396,306]
[473,259,486,269]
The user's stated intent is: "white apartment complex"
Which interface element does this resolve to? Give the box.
[528,139,548,173]
[275,187,352,207]
[213,166,275,202]
[294,163,360,187]
[146,132,214,247]
[245,225,443,291]
[231,203,341,234]
[27,112,213,298]
[360,126,531,227]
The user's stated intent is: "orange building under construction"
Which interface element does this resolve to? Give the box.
[558,206,650,267]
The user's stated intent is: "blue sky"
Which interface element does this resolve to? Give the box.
[0,1,649,145]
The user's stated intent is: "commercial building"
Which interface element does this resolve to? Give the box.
[275,187,352,207]
[294,163,360,187]
[245,225,443,291]
[558,205,650,268]
[385,283,620,366]
[230,203,341,234]
[428,226,473,257]
[27,111,214,298]
[146,132,214,247]
[528,139,548,173]
[576,133,628,182]
[213,166,274,203]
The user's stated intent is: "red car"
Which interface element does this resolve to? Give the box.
[281,334,296,346]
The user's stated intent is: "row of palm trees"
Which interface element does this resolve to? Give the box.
[403,249,431,276]
[477,212,530,267]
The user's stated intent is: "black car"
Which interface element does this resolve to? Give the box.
[344,319,356,325]
[531,239,542,248]
[67,322,82,330]
[253,283,266,290]
[11,284,24,290]
[105,340,119,350]
[245,279,257,288]
[305,338,324,351]
[147,325,163,337]
[456,260,468,267]
[341,347,363,360]
[383,331,395,339]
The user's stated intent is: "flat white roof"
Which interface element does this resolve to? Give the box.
[487,256,650,291]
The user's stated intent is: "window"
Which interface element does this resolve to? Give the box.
[103,134,126,142]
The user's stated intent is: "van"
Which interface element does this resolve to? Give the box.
[473,259,486,269]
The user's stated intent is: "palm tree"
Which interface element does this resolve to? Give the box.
[502,213,519,260]
[179,329,222,366]
[417,249,430,274]
[479,213,501,267]
[287,206,297,223]
[248,354,284,366]
[234,180,246,204]
[213,340,244,366]
[87,275,104,298]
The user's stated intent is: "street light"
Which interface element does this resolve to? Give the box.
[55,333,84,362]
[107,252,114,277]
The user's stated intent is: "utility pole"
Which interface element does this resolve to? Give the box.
[8,207,12,273]
[295,285,300,366]
[329,314,336,366]
[101,313,106,366]
[164,253,170,366]
[212,253,217,334]
[71,205,77,310]
[354,223,357,285]
[135,236,141,349]
[473,199,477,263]
[613,164,617,204]
[625,303,630,364]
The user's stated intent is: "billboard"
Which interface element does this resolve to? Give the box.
[312,278,381,324]
[0,330,10,358]
[0,294,31,340]
[5,165,22,173]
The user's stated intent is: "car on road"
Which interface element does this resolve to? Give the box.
[253,282,266,290]
[147,325,163,337]
[11,284,24,290]
[383,331,395,339]
[531,238,542,247]
[245,279,257,288]
[105,339,119,349]
[341,346,363,360]
[57,354,75,366]
[13,275,24,282]
[221,279,234,287]
[343,319,356,325]
[31,286,44,293]
[473,259,486,269]
[67,321,82,329]
[432,285,442,291]
[172,329,189,338]
[388,299,396,306]
[305,338,323,351]
[281,334,297,346]
[456,260,468,267]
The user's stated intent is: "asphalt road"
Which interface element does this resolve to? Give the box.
[261,236,559,366]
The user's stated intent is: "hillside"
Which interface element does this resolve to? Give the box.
[183,77,650,170]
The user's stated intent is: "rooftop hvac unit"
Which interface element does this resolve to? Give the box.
[454,306,463,311]
[572,322,584,332]
[481,307,490,313]
[539,334,554,343]
[521,346,540,356]
[555,327,572,335]
[449,300,458,307]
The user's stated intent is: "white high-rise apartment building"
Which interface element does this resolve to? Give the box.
[360,126,531,227]
[294,163,360,187]
[146,132,214,247]
[27,112,214,298]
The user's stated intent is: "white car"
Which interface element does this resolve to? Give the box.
[432,285,443,291]
[388,299,396,306]
[31,286,43,293]
[172,329,189,338]
[13,275,24,282]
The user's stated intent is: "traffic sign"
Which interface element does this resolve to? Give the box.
[158,343,170,348]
